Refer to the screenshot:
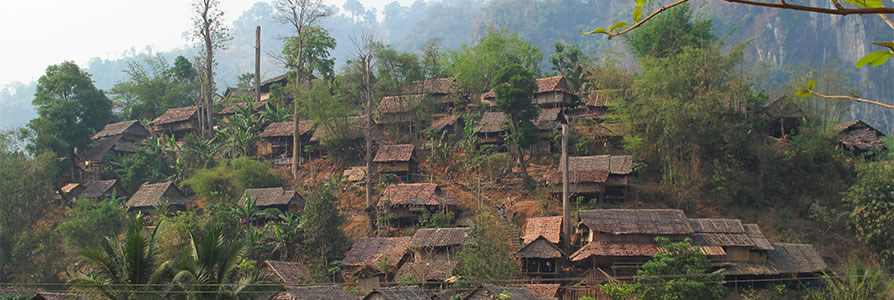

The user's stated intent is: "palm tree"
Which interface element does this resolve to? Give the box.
[805,263,894,300]
[68,214,167,299]
[171,225,280,299]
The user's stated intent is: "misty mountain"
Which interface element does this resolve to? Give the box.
[1,0,891,133]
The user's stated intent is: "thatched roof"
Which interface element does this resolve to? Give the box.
[275,286,358,300]
[690,233,755,247]
[239,187,301,208]
[374,144,415,162]
[562,155,633,174]
[259,121,313,138]
[743,224,774,250]
[92,120,149,140]
[464,284,540,300]
[570,241,659,261]
[536,108,563,130]
[363,286,428,300]
[400,78,456,95]
[688,218,745,233]
[264,260,310,285]
[722,262,781,276]
[380,183,459,207]
[81,136,137,162]
[546,155,634,184]
[343,237,411,270]
[409,227,471,249]
[767,243,827,274]
[764,96,804,118]
[517,284,560,299]
[476,111,507,133]
[517,236,565,259]
[79,180,119,199]
[126,182,191,209]
[688,218,754,247]
[396,261,457,282]
[377,95,424,114]
[219,101,267,115]
[430,115,460,131]
[151,106,198,125]
[523,216,562,244]
[536,75,573,94]
[344,166,367,182]
[310,116,389,144]
[481,76,573,100]
[577,209,694,235]
[835,120,887,152]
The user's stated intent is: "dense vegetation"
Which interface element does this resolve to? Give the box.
[0,1,892,299]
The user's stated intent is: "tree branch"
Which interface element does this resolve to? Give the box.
[879,13,894,28]
[608,0,691,38]
[723,0,894,15]
[809,90,894,109]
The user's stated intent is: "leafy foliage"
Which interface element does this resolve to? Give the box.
[602,237,726,300]
[492,63,539,181]
[184,157,282,203]
[843,162,894,265]
[27,61,113,165]
[445,28,543,93]
[625,3,715,59]
[453,209,518,287]
[301,187,350,264]
[56,198,127,249]
[109,55,196,121]
[68,215,166,299]
[803,263,893,300]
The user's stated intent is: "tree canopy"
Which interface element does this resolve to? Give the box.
[27,61,113,160]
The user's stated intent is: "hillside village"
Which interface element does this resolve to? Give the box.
[12,66,888,300]
[2,2,893,300]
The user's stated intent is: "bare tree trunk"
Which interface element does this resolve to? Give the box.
[255,26,261,103]
[561,124,570,249]
[364,55,376,235]
[291,45,303,177]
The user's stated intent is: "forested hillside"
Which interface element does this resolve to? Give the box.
[1,0,893,299]
[1,0,892,133]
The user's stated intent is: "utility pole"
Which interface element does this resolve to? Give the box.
[561,123,570,249]
[363,54,376,236]
[254,26,261,103]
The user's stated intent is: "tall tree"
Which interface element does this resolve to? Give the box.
[492,63,539,182]
[191,0,232,138]
[27,61,113,175]
[281,26,337,89]
[624,3,715,59]
[274,0,332,177]
[302,187,349,265]
[109,55,196,121]
[444,28,542,95]
[549,42,587,92]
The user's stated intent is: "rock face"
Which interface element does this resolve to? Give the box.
[702,1,892,133]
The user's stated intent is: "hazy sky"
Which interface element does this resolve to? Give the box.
[0,0,411,86]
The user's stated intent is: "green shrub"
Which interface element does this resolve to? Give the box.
[56,198,127,249]
[184,157,282,203]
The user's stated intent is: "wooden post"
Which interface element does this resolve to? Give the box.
[254,26,260,103]
[364,55,376,235]
[562,123,570,249]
